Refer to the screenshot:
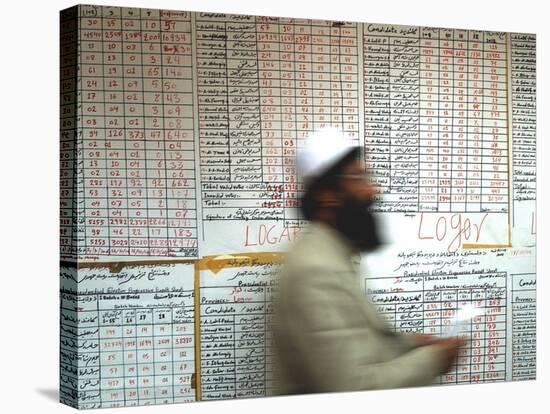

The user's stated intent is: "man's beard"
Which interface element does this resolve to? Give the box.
[336,196,382,252]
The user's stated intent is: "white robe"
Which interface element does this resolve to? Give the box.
[271,221,444,394]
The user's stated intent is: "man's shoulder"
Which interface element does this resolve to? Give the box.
[284,222,354,272]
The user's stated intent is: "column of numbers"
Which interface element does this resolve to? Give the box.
[467,31,483,210]
[102,7,126,254]
[419,28,439,211]
[280,19,298,217]
[60,12,79,258]
[142,8,167,253]
[482,33,508,212]
[77,6,198,258]
[122,7,147,255]
[161,10,197,256]
[257,18,285,218]
[451,30,468,211]
[81,11,109,254]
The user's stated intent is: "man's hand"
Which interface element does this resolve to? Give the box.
[408,334,467,373]
[410,333,443,347]
[410,333,467,347]
[434,337,467,372]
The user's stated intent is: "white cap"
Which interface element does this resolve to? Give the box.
[297,127,358,184]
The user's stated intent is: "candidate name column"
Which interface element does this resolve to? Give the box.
[197,14,281,222]
[363,25,391,210]
[510,34,536,209]
[389,26,420,212]
[511,273,536,380]
[227,16,264,217]
[364,24,420,212]
[200,264,279,400]
[60,285,102,408]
